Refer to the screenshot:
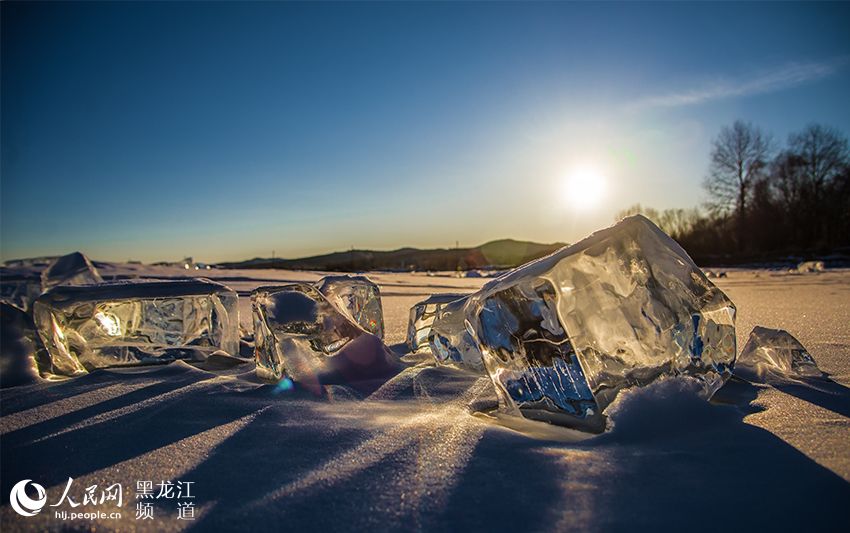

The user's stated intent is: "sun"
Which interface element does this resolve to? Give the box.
[562,165,607,211]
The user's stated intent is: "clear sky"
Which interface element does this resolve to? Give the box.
[2,1,849,263]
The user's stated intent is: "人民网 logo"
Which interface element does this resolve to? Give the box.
[10,479,47,517]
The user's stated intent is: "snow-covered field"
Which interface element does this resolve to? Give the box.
[2,264,849,531]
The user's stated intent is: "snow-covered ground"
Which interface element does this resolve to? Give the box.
[1,265,849,531]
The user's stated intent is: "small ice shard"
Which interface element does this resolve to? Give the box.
[33,279,239,375]
[41,252,103,292]
[735,326,824,382]
[0,267,43,312]
[428,297,484,371]
[463,215,736,432]
[406,293,466,352]
[315,275,384,338]
[252,284,397,389]
[0,302,48,387]
[796,260,824,273]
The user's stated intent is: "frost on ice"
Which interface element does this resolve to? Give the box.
[252,283,397,390]
[428,296,484,371]
[405,293,466,352]
[735,326,823,382]
[41,251,103,292]
[33,279,239,376]
[464,215,737,432]
[315,275,385,339]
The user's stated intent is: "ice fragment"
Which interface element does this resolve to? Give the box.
[41,252,103,292]
[0,268,43,312]
[315,275,384,338]
[405,293,466,352]
[252,284,396,388]
[735,326,823,381]
[427,296,484,371]
[33,279,238,375]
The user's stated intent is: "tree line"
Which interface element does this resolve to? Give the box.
[619,121,850,265]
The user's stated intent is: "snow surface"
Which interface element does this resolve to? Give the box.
[1,264,849,531]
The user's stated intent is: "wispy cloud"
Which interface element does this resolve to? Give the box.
[630,58,846,111]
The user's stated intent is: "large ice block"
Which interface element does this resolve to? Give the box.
[735,326,823,382]
[33,279,238,375]
[406,293,466,352]
[41,252,103,292]
[316,275,384,338]
[428,296,484,371]
[252,284,397,389]
[465,215,736,432]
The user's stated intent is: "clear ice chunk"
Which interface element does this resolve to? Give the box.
[428,296,484,371]
[315,275,384,338]
[33,279,239,376]
[252,284,396,387]
[463,215,737,432]
[405,293,466,352]
[735,326,823,381]
[41,252,103,292]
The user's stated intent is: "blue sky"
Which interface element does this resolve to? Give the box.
[2,1,849,263]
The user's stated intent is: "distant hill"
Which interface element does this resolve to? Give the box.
[219,239,567,272]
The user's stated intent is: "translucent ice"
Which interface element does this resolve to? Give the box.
[33,279,239,376]
[41,252,103,292]
[405,293,466,352]
[252,284,396,388]
[316,275,384,338]
[735,326,823,381]
[428,297,484,371]
[463,215,736,432]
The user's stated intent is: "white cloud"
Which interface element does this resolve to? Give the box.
[630,58,846,110]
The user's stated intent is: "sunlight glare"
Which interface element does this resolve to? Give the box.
[562,165,607,211]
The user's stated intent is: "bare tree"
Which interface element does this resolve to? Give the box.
[615,204,700,238]
[704,121,772,215]
[785,124,850,246]
[703,121,772,249]
[788,123,849,201]
[770,150,807,211]
[657,208,700,238]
